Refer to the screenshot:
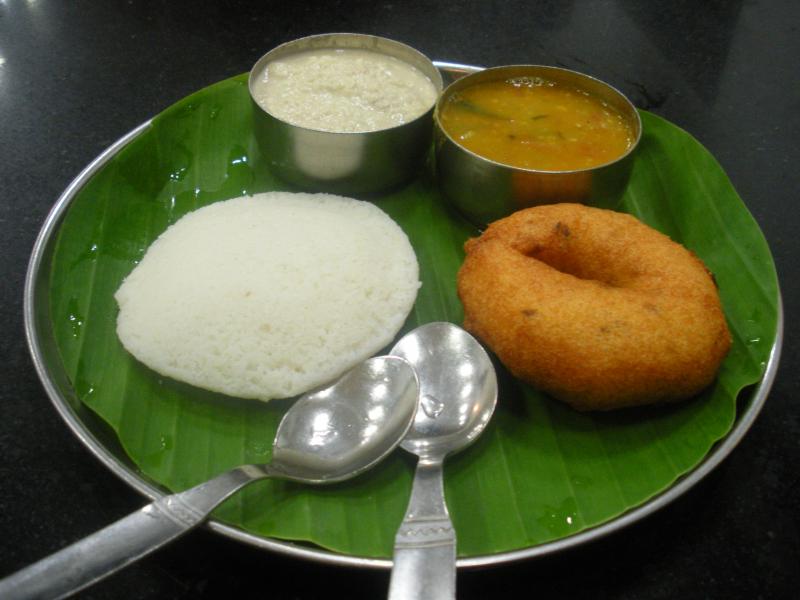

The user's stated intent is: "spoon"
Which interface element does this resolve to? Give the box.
[387,322,498,600]
[0,356,419,600]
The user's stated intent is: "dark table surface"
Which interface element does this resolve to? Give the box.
[1,1,798,598]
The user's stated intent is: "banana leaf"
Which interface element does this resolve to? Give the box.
[48,74,778,558]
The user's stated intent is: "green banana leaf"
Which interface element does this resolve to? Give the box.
[48,74,778,558]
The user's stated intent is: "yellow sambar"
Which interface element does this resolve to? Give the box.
[438,76,635,172]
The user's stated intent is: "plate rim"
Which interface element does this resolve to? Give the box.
[24,61,784,570]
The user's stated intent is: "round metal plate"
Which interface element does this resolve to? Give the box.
[24,62,783,569]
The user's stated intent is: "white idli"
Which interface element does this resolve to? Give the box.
[114,192,420,401]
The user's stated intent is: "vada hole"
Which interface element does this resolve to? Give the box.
[520,247,601,283]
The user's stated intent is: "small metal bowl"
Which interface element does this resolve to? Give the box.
[433,65,641,226]
[249,33,443,196]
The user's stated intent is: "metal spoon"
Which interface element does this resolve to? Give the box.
[387,322,498,600]
[0,356,419,600]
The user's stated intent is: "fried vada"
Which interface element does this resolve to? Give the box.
[457,203,731,411]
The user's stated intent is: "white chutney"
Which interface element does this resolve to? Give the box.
[252,48,438,133]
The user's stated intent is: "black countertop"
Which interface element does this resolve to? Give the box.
[1,1,797,598]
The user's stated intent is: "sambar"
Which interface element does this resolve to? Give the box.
[438,76,635,172]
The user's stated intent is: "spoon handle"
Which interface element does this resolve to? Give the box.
[0,465,271,600]
[388,458,456,600]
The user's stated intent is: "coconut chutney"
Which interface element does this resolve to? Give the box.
[251,48,438,133]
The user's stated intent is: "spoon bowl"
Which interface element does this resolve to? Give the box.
[393,322,497,461]
[272,356,421,482]
[0,356,419,600]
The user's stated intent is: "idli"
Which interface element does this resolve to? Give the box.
[114,192,420,401]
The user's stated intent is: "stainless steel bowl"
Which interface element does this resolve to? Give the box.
[249,33,443,196]
[434,65,642,226]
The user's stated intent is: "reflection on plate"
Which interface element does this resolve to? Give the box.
[25,63,781,568]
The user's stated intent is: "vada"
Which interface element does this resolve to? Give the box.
[457,203,731,411]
